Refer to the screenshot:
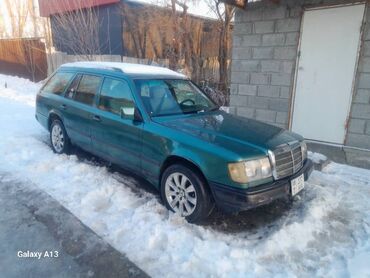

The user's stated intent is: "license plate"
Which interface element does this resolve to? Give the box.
[291,174,305,196]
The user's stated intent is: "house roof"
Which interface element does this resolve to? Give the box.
[60,61,187,79]
[38,0,120,17]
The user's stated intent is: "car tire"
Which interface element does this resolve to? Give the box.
[161,164,214,223]
[50,119,71,154]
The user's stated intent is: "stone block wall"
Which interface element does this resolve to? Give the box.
[230,0,370,150]
[347,5,370,149]
[230,4,302,128]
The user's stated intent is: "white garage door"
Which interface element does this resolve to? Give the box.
[291,4,365,144]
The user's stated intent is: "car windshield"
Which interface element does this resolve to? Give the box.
[134,79,217,117]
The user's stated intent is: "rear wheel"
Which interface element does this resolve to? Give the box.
[50,119,71,154]
[161,164,214,223]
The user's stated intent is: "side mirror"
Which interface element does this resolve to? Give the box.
[120,106,143,123]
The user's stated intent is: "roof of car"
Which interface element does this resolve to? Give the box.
[60,61,187,79]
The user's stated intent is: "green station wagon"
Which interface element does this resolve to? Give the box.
[36,62,313,222]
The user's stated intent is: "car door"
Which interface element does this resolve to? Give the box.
[62,73,103,150]
[91,76,143,171]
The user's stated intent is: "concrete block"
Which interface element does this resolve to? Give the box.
[285,32,300,46]
[281,61,295,74]
[271,73,292,86]
[233,35,243,47]
[233,60,260,72]
[363,41,370,57]
[238,9,263,23]
[269,98,290,112]
[230,95,248,106]
[237,107,255,118]
[346,133,370,149]
[360,57,370,73]
[254,21,275,34]
[263,7,287,20]
[230,71,250,84]
[280,86,291,98]
[241,34,262,47]
[230,84,238,95]
[274,47,297,60]
[248,96,270,109]
[256,109,277,123]
[261,60,280,72]
[343,147,370,169]
[252,47,274,59]
[239,84,258,96]
[358,73,370,89]
[232,48,253,60]
[262,34,285,46]
[258,85,280,98]
[351,104,370,119]
[233,22,253,35]
[250,73,270,85]
[289,7,303,18]
[365,23,370,41]
[348,118,366,134]
[276,18,301,32]
[272,122,287,128]
[366,120,370,135]
[276,111,288,124]
[228,106,236,115]
[353,89,370,104]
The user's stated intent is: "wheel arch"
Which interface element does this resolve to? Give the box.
[159,155,213,197]
[48,110,63,131]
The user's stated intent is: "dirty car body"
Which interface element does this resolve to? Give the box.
[35,62,313,222]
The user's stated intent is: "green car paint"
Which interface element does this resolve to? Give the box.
[36,65,304,193]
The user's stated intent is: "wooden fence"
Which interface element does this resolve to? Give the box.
[0,38,48,82]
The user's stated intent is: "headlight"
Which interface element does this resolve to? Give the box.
[228,157,272,183]
[301,141,307,161]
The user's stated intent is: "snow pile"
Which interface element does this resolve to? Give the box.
[0,74,42,106]
[0,74,369,277]
[308,151,328,164]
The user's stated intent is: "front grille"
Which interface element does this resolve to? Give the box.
[273,143,303,179]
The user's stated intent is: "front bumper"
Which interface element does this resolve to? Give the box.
[209,159,314,213]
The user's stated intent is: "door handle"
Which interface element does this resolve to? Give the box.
[60,104,67,110]
[92,115,101,122]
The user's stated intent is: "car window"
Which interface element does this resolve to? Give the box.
[73,75,102,106]
[99,78,135,116]
[65,74,82,99]
[134,79,216,117]
[42,72,74,95]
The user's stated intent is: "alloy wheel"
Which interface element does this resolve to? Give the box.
[164,172,197,216]
[51,124,64,153]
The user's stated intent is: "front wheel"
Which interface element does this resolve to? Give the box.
[50,119,71,154]
[161,164,214,223]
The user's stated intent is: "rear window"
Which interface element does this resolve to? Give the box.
[73,75,102,106]
[42,72,74,95]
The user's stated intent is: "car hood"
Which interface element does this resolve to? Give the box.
[154,110,302,157]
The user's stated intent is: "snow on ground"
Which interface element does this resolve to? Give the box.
[0,74,369,277]
[308,151,328,164]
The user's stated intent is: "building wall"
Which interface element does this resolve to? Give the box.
[347,4,370,149]
[50,3,123,55]
[230,0,370,150]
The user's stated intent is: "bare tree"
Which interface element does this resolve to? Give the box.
[207,0,235,93]
[46,1,104,60]
[3,0,31,37]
